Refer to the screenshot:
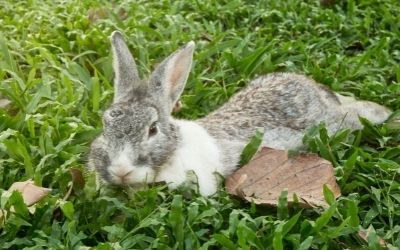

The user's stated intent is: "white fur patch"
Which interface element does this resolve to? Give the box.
[155,120,223,196]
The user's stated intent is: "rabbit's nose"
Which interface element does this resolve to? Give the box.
[110,168,133,184]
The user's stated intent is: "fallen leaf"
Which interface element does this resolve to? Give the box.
[87,7,108,23]
[62,168,85,201]
[0,209,6,220]
[117,7,128,20]
[200,33,213,42]
[358,226,386,247]
[87,6,127,24]
[70,168,85,189]
[0,98,11,109]
[172,100,182,113]
[8,180,51,206]
[320,0,336,7]
[226,147,341,208]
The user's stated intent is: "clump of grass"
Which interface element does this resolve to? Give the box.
[1,0,399,248]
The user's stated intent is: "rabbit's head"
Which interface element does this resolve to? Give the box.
[88,31,194,186]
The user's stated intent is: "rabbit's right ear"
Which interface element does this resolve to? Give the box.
[110,31,141,103]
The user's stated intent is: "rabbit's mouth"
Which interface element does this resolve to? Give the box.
[108,164,157,186]
[109,168,134,185]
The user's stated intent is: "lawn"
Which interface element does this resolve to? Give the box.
[1,0,400,249]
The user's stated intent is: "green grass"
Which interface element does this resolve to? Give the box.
[1,0,400,249]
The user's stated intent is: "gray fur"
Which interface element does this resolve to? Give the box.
[198,73,391,170]
[111,31,142,103]
[88,31,392,190]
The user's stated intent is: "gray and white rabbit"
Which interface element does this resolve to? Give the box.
[88,31,392,196]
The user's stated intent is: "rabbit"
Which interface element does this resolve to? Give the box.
[88,31,392,196]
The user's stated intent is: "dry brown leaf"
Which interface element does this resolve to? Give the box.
[320,0,336,7]
[70,168,85,189]
[87,7,108,23]
[172,100,182,113]
[8,180,51,206]
[358,226,387,248]
[226,147,341,208]
[0,99,11,109]
[0,209,6,220]
[87,6,127,24]
[62,168,86,201]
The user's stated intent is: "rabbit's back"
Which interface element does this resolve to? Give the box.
[198,73,340,142]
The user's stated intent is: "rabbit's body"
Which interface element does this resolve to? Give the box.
[200,74,391,144]
[88,31,391,196]
[198,73,391,170]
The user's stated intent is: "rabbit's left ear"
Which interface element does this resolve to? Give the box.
[150,41,195,113]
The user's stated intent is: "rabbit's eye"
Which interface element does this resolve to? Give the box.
[148,122,158,137]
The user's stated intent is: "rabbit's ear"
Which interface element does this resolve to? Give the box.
[150,41,195,112]
[110,31,141,103]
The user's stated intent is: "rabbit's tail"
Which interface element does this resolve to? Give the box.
[336,94,392,129]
